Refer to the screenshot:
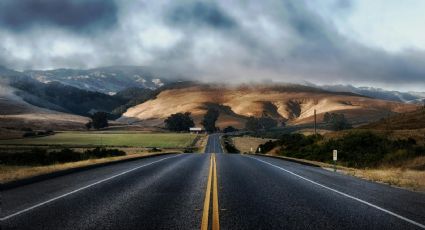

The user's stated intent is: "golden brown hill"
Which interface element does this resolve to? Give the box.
[119,84,419,129]
[361,107,425,130]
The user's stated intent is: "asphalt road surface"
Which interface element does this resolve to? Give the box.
[1,134,425,229]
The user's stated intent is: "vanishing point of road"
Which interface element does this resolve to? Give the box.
[1,133,425,229]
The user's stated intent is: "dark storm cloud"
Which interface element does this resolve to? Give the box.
[0,0,424,90]
[166,2,237,30]
[0,0,117,33]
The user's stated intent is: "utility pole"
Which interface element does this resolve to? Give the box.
[314,109,317,136]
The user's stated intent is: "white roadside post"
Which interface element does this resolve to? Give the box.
[333,150,337,172]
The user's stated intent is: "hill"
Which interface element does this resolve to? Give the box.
[361,107,425,130]
[0,84,89,131]
[119,84,419,129]
[24,66,170,94]
[317,84,425,105]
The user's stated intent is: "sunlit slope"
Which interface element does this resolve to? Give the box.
[119,84,418,128]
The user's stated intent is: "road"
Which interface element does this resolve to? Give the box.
[1,134,425,229]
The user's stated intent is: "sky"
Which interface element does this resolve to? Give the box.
[0,0,424,91]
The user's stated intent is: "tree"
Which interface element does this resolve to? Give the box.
[323,112,331,123]
[164,112,194,131]
[85,121,92,130]
[223,126,238,133]
[202,108,219,133]
[245,116,278,131]
[259,117,278,130]
[91,112,108,130]
[323,112,351,131]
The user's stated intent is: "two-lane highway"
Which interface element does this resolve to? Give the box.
[2,154,211,229]
[204,133,224,154]
[2,134,425,229]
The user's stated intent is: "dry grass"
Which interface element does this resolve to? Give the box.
[262,154,425,192]
[346,168,425,191]
[232,136,276,153]
[362,107,425,130]
[197,134,208,153]
[119,84,418,128]
[0,151,177,184]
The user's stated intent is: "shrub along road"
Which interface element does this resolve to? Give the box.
[1,135,425,229]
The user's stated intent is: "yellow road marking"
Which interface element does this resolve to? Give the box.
[201,154,220,230]
[212,154,220,230]
[201,155,213,230]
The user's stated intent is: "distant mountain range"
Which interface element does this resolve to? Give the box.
[309,83,425,105]
[0,65,423,130]
[1,65,423,104]
[23,66,169,94]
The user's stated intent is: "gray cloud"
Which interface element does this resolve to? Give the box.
[0,0,423,91]
[166,2,237,30]
[0,0,117,33]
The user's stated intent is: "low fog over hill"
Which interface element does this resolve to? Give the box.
[0,65,423,130]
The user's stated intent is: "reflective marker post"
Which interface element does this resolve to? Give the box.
[333,150,337,172]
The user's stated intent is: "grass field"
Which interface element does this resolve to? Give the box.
[0,132,199,148]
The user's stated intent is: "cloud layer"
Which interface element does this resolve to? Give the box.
[0,0,424,90]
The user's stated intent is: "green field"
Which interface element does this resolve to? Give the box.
[0,132,199,148]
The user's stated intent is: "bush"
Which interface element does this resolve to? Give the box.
[183,147,196,153]
[275,132,423,168]
[0,148,126,166]
[256,140,277,154]
[22,132,37,138]
[222,135,240,153]
[149,147,162,152]
[83,147,126,159]
[223,126,238,133]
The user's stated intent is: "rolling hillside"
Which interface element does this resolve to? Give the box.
[361,107,425,130]
[119,84,419,129]
[0,84,89,131]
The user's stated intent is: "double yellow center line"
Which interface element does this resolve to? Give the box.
[201,154,220,230]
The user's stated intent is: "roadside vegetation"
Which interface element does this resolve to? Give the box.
[222,135,240,153]
[0,148,125,166]
[248,131,425,191]
[256,132,424,168]
[0,151,177,183]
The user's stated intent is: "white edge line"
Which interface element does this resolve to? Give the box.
[0,154,181,221]
[247,155,425,229]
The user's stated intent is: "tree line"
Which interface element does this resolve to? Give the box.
[162,108,352,133]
